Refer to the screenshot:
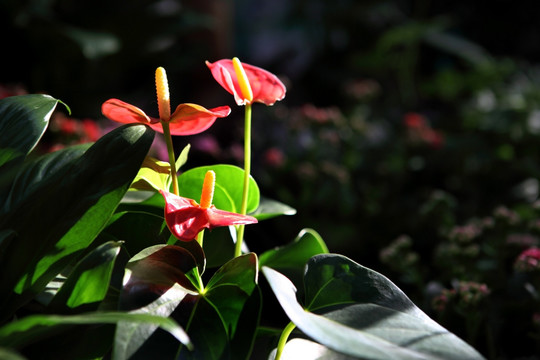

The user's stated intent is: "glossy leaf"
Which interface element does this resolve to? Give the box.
[175,143,191,171]
[259,228,328,270]
[205,253,260,359]
[101,211,171,256]
[0,311,188,353]
[130,157,171,191]
[268,338,355,360]
[251,197,296,221]
[114,284,194,359]
[1,144,89,216]
[0,94,64,168]
[263,254,486,360]
[0,124,154,321]
[177,254,261,360]
[48,241,123,311]
[178,164,260,214]
[0,347,26,360]
[116,245,201,358]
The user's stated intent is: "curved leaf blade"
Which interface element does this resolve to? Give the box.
[263,256,486,360]
[48,241,123,311]
[0,124,154,320]
[178,164,260,214]
[0,94,62,167]
[259,228,328,270]
[262,266,426,359]
[0,311,188,352]
[251,197,296,221]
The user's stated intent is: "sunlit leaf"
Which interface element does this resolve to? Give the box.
[0,94,65,168]
[130,156,171,191]
[178,164,259,214]
[0,124,154,321]
[259,228,328,270]
[251,197,296,220]
[0,311,187,357]
[263,254,486,360]
[48,241,123,311]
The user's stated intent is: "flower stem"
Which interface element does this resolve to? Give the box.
[275,321,296,360]
[161,121,179,196]
[235,103,252,257]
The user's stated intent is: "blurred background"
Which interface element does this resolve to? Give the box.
[3,0,540,357]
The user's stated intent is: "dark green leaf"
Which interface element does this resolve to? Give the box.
[0,312,188,352]
[0,347,26,360]
[178,164,260,214]
[115,245,201,358]
[251,197,296,221]
[1,144,89,216]
[120,245,200,311]
[263,255,486,360]
[259,228,328,270]
[102,211,170,256]
[48,241,123,311]
[115,284,194,359]
[204,253,260,360]
[0,94,63,168]
[0,124,154,321]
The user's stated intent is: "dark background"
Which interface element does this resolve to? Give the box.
[3,0,540,357]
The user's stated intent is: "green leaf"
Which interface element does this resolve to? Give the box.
[0,347,26,360]
[269,338,354,360]
[0,311,188,353]
[263,254,486,360]
[0,124,154,321]
[175,143,191,171]
[205,253,261,360]
[130,157,171,191]
[117,245,200,359]
[251,197,296,221]
[114,284,194,359]
[120,245,200,311]
[101,211,171,256]
[178,164,260,214]
[259,228,328,270]
[48,241,123,311]
[1,144,90,216]
[0,94,64,168]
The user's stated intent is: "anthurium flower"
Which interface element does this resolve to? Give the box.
[206,58,286,106]
[161,170,258,241]
[102,67,231,135]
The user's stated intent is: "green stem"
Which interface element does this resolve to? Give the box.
[234,103,252,257]
[196,229,204,248]
[161,121,179,195]
[275,321,296,360]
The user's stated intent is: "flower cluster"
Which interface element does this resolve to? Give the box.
[433,281,491,313]
[101,59,285,242]
[514,247,540,272]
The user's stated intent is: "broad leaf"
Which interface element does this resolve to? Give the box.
[101,211,171,256]
[1,144,90,216]
[268,338,356,360]
[259,228,328,270]
[204,253,261,360]
[263,254,486,360]
[259,228,328,291]
[130,157,171,191]
[178,164,260,214]
[0,312,188,354]
[0,124,154,321]
[0,94,64,168]
[251,197,296,220]
[48,241,123,311]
